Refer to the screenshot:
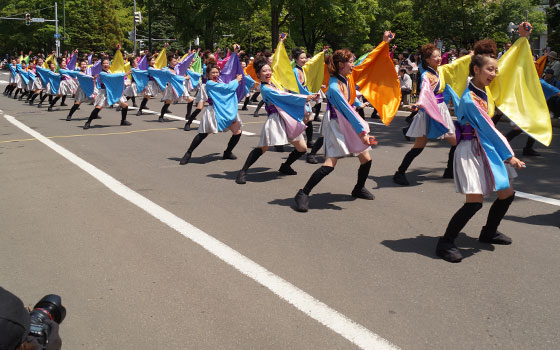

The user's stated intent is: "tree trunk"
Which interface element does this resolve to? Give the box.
[271,0,282,50]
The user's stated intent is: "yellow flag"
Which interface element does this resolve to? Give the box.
[271,41,299,92]
[43,54,55,68]
[438,54,471,96]
[154,48,167,69]
[110,50,126,73]
[490,37,552,146]
[302,51,325,93]
[352,41,401,125]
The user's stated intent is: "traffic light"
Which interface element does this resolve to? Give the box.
[134,11,142,24]
[128,31,134,42]
[25,13,31,26]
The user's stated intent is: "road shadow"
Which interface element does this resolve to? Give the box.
[74,124,112,129]
[268,192,356,212]
[371,169,434,188]
[207,167,283,183]
[505,210,560,229]
[380,233,494,261]
[168,153,221,165]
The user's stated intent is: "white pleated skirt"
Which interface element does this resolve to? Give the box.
[16,75,27,89]
[94,88,126,108]
[75,86,96,103]
[320,109,366,158]
[124,82,138,97]
[32,77,43,90]
[407,102,455,139]
[198,105,242,134]
[257,112,303,147]
[454,139,517,195]
[58,79,78,95]
[162,84,179,102]
[143,80,161,96]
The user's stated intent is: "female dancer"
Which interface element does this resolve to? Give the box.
[294,48,375,212]
[179,63,243,165]
[124,56,138,107]
[136,56,162,116]
[48,57,78,111]
[436,54,525,263]
[184,51,217,130]
[28,57,45,105]
[66,59,96,121]
[393,44,459,186]
[83,56,130,129]
[235,56,317,184]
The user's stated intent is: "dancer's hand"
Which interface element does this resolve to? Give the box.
[519,22,532,38]
[383,31,395,43]
[360,132,370,145]
[508,156,526,169]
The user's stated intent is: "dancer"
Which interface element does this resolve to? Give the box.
[136,55,162,116]
[66,59,97,121]
[179,62,243,165]
[27,57,45,105]
[235,56,317,184]
[436,54,525,263]
[48,57,78,111]
[123,56,138,107]
[184,51,217,130]
[294,49,374,212]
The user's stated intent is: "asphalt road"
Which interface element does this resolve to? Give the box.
[1,74,559,349]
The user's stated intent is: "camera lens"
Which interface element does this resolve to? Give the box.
[32,295,66,324]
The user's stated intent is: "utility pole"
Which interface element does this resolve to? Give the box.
[148,0,152,52]
[62,0,65,51]
[133,0,137,53]
[55,2,60,56]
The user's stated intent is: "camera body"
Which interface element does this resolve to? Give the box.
[27,295,66,350]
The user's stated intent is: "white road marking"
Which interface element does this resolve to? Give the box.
[0,80,9,84]
[368,121,386,126]
[3,111,400,350]
[516,191,560,207]
[129,107,256,136]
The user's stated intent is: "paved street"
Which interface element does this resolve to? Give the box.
[1,74,559,349]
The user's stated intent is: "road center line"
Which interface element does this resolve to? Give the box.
[3,111,400,350]
[0,127,180,143]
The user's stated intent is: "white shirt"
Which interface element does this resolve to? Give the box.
[399,73,412,90]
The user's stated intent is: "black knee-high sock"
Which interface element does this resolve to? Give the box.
[446,145,456,171]
[39,91,43,99]
[186,101,194,119]
[20,91,29,98]
[61,95,67,105]
[241,148,263,171]
[131,96,136,105]
[48,95,53,104]
[284,150,306,166]
[139,97,148,111]
[187,133,208,153]
[250,91,260,102]
[49,96,61,107]
[397,147,424,174]
[505,128,522,142]
[68,103,80,117]
[356,160,372,188]
[87,108,100,123]
[483,194,515,234]
[357,107,365,119]
[3,85,9,94]
[8,85,16,95]
[121,106,128,120]
[524,137,536,149]
[305,121,313,143]
[442,202,483,242]
[225,133,241,154]
[255,100,264,113]
[309,136,324,155]
[160,103,169,118]
[187,108,201,124]
[29,92,39,102]
[126,96,131,101]
[13,88,20,98]
[313,103,321,119]
[39,93,48,104]
[242,96,250,109]
[303,166,334,195]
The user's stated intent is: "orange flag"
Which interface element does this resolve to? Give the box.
[352,41,401,125]
[535,55,547,77]
[244,62,259,82]
[321,63,330,94]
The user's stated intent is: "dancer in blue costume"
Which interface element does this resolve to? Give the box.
[66,59,97,121]
[436,54,525,263]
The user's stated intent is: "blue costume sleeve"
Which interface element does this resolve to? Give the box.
[9,65,17,79]
[77,73,95,98]
[540,78,560,101]
[187,70,201,89]
[457,91,513,191]
[260,84,308,122]
[131,69,149,94]
[98,72,125,106]
[205,80,240,131]
[59,69,79,79]
[244,75,256,95]
[169,74,186,97]
[148,67,171,91]
[46,71,61,94]
[292,67,311,95]
[326,77,366,134]
[35,67,50,86]
[28,70,35,80]
[352,96,361,108]
[16,67,30,85]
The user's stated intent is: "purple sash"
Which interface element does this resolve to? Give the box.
[435,92,444,104]
[326,101,337,119]
[265,104,278,115]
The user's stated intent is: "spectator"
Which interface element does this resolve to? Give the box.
[546,51,560,79]
[399,68,412,100]
[544,68,560,118]
[497,42,512,59]
[393,58,399,73]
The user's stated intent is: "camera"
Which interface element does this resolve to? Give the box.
[28,295,66,349]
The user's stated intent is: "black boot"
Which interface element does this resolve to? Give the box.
[393,147,424,186]
[522,137,539,156]
[479,194,515,244]
[136,97,148,115]
[241,97,250,111]
[305,121,314,148]
[184,108,201,131]
[351,160,374,200]
[236,148,263,184]
[296,166,335,212]
[29,92,38,105]
[306,137,324,164]
[505,128,522,142]
[120,107,131,125]
[48,96,61,111]
[180,133,208,165]
[38,93,48,107]
[253,100,264,117]
[67,103,80,120]
[223,133,241,159]
[279,150,306,175]
[442,145,456,178]
[159,103,169,122]
[436,202,483,263]
[185,101,194,120]
[250,91,260,102]
[84,108,101,129]
[313,103,321,121]
[60,95,67,106]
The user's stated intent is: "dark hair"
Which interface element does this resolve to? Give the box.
[328,49,353,76]
[263,49,272,58]
[206,62,219,78]
[459,49,470,57]
[469,54,493,77]
[167,54,176,62]
[399,68,407,73]
[419,43,438,68]
[253,55,269,75]
[292,47,305,61]
[473,39,497,58]
[101,57,110,64]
